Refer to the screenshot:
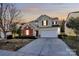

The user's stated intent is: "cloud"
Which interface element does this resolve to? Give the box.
[15,3,79,22]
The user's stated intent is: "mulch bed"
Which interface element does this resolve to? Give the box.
[0,39,34,51]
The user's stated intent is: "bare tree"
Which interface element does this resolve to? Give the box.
[0,3,21,39]
[8,4,21,38]
[0,3,8,39]
[8,4,21,29]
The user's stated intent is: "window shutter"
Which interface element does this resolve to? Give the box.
[52,22,54,24]
[42,21,43,25]
[46,20,48,25]
[56,21,57,24]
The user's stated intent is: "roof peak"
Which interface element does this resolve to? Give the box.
[39,14,58,19]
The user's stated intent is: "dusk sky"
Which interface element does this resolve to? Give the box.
[15,3,79,22]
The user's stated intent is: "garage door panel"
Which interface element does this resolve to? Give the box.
[40,30,58,37]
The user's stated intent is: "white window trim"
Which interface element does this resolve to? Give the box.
[54,21,56,25]
[43,20,47,26]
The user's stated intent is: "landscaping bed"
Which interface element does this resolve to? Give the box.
[0,39,34,51]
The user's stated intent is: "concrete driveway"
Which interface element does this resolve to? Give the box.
[18,38,76,56]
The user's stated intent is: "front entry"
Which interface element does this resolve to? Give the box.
[23,26,33,36]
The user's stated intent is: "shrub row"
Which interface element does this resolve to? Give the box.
[7,35,37,39]
[58,33,67,39]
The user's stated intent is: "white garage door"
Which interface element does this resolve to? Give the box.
[40,30,58,37]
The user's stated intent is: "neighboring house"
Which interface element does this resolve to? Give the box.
[65,11,79,36]
[21,15,60,38]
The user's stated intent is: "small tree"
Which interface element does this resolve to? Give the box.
[17,26,21,37]
[60,20,65,33]
[11,23,17,38]
[66,17,79,39]
[11,23,21,38]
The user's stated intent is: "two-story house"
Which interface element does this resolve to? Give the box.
[21,15,60,38]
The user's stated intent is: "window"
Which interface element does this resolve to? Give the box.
[54,21,56,25]
[42,20,48,26]
[55,21,58,24]
[52,21,57,25]
[43,20,46,26]
[52,22,54,25]
[26,30,29,35]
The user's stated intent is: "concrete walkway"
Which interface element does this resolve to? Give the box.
[18,38,76,56]
[0,50,25,56]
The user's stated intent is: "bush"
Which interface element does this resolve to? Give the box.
[7,35,13,39]
[14,36,37,39]
[58,33,67,39]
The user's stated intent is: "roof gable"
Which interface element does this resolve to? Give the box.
[36,15,58,21]
[29,15,59,23]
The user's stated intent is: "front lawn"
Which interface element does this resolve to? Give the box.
[0,39,34,51]
[61,35,79,55]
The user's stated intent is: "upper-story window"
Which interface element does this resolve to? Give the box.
[42,20,48,26]
[54,21,56,25]
[55,21,58,24]
[52,21,58,25]
[52,21,56,25]
[52,21,54,25]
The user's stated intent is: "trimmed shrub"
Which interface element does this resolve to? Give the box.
[58,33,67,39]
[7,35,13,39]
[14,36,37,39]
